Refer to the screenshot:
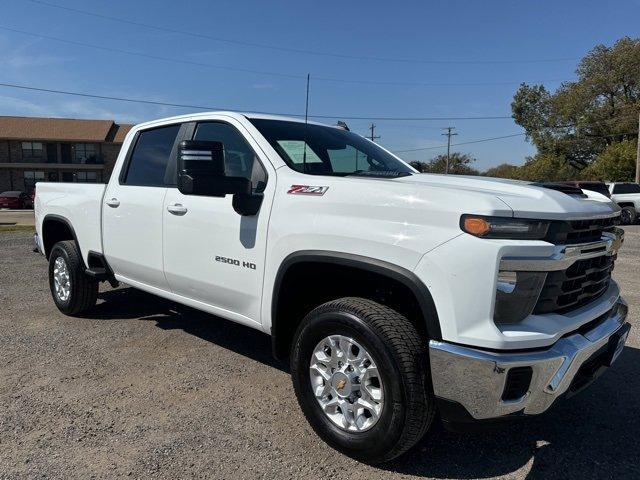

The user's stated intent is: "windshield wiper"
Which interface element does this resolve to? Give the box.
[345,170,412,178]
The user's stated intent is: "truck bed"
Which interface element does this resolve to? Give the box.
[35,182,107,263]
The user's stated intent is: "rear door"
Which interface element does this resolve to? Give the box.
[162,119,273,326]
[102,122,182,290]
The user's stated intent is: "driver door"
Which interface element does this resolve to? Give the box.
[162,119,273,327]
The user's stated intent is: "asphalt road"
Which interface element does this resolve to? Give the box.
[1,227,639,479]
[0,210,35,226]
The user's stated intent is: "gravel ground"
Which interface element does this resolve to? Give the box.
[0,227,639,479]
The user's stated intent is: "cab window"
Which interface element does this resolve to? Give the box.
[122,124,181,187]
[193,122,267,192]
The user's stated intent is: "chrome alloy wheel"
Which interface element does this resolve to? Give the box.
[53,256,71,302]
[309,335,384,432]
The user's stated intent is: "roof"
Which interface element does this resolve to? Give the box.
[0,116,134,143]
[130,111,333,132]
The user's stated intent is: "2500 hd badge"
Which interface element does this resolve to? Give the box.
[215,255,257,270]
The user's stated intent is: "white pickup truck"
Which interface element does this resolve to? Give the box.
[34,111,630,463]
[608,182,640,225]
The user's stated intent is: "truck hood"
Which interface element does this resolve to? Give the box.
[392,173,620,220]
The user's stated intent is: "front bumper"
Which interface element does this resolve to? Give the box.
[430,297,630,420]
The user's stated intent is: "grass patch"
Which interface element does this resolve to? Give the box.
[0,225,35,233]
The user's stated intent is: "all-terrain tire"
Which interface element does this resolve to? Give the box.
[48,240,98,315]
[290,297,435,464]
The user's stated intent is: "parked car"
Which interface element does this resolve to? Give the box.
[34,112,630,463]
[607,182,640,224]
[0,190,33,209]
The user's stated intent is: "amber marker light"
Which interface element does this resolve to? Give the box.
[463,217,491,236]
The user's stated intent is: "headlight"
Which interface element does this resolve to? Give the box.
[494,271,547,324]
[460,215,550,240]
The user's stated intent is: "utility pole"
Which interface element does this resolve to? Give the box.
[636,111,640,184]
[442,127,458,174]
[368,123,380,143]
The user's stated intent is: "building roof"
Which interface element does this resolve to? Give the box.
[0,116,134,143]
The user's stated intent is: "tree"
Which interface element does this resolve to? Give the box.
[408,160,425,172]
[517,154,580,182]
[410,153,479,175]
[582,139,638,181]
[483,163,521,179]
[512,37,640,172]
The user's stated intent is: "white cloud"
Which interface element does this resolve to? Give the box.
[0,36,72,70]
[0,94,151,124]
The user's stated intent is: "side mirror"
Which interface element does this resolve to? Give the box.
[177,140,251,197]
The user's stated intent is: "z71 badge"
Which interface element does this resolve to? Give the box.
[287,185,329,195]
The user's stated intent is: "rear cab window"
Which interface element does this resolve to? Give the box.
[121,124,182,186]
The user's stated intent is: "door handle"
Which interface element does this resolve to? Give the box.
[167,203,188,215]
[106,198,120,208]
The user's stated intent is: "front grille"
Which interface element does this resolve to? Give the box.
[534,254,615,314]
[545,217,617,245]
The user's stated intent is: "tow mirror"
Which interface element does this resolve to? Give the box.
[177,140,251,198]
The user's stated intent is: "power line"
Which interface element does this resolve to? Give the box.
[2,80,634,131]
[395,133,525,152]
[0,26,303,81]
[0,81,516,120]
[25,0,580,66]
[0,26,568,89]
[394,128,639,154]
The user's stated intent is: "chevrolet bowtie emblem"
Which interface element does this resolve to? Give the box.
[336,379,347,391]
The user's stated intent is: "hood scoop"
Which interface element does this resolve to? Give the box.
[531,182,587,198]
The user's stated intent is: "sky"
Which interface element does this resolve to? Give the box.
[0,0,639,170]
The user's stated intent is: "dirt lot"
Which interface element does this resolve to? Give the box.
[1,227,639,479]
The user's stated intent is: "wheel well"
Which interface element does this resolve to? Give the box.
[617,202,635,209]
[271,256,439,359]
[42,217,76,259]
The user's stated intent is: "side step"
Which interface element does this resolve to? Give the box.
[86,251,119,287]
[85,267,109,280]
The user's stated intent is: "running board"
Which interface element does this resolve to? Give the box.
[86,251,119,287]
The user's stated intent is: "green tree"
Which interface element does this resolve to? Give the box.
[512,37,640,171]
[408,160,425,172]
[411,153,479,175]
[518,154,580,182]
[582,139,638,181]
[483,163,521,179]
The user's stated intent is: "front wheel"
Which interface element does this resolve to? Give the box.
[48,240,98,315]
[290,297,434,464]
[620,206,636,225]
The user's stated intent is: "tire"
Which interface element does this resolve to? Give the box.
[48,240,98,315]
[290,297,434,464]
[620,206,636,225]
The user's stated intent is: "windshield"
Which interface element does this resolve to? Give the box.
[249,119,413,177]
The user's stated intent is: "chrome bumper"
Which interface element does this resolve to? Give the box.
[429,298,630,420]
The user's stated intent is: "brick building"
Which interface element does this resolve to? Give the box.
[0,116,133,193]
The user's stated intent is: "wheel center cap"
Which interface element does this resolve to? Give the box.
[331,372,351,397]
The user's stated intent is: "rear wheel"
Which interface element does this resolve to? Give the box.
[620,206,636,225]
[291,297,434,464]
[48,240,98,315]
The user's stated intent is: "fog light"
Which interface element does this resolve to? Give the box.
[494,271,547,324]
